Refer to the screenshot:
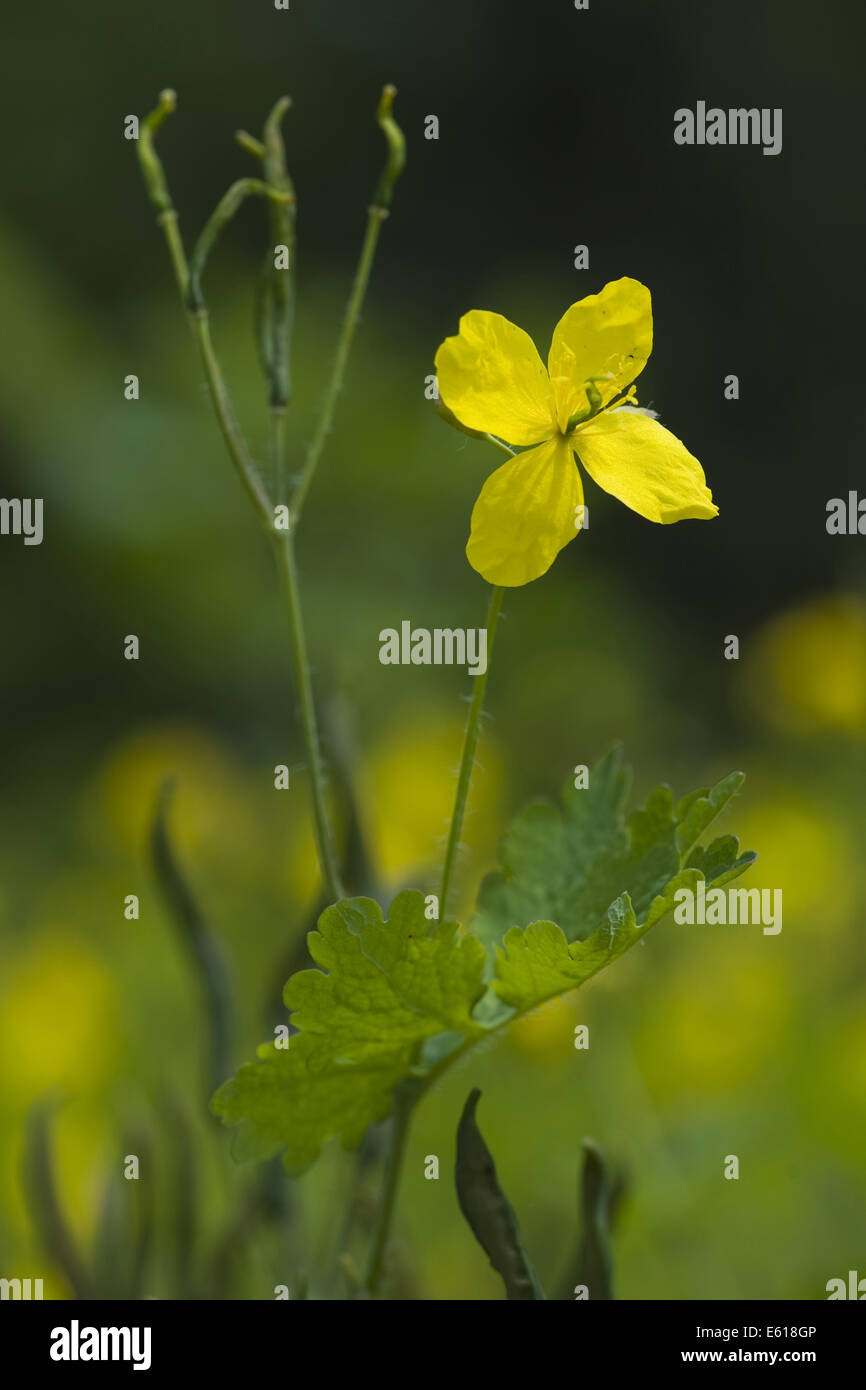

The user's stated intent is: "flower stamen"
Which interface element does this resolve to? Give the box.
[564,374,616,433]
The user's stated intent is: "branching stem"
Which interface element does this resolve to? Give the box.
[137,93,342,899]
[271,411,344,904]
[291,205,389,520]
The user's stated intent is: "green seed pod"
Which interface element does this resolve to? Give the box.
[455,1088,545,1300]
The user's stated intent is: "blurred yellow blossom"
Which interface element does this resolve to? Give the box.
[744,595,866,735]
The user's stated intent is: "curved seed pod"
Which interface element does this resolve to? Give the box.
[259,96,297,413]
[455,1088,545,1300]
[556,1138,625,1299]
[576,1138,617,1300]
[138,88,177,214]
[186,178,292,313]
[372,85,406,211]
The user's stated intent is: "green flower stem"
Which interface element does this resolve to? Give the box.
[292,82,404,520]
[137,93,343,900]
[482,432,516,457]
[140,133,274,530]
[187,178,291,314]
[191,304,342,895]
[271,406,287,511]
[361,574,506,1292]
[272,521,345,905]
[191,310,274,530]
[362,447,511,1289]
[291,205,389,520]
[162,220,340,898]
[157,208,189,301]
[363,1080,416,1295]
[359,1032,494,1296]
[438,583,506,920]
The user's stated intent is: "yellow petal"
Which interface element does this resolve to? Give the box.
[466,435,583,587]
[573,408,718,523]
[435,311,555,446]
[548,278,653,432]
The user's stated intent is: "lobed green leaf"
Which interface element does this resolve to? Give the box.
[213,755,756,1174]
[472,747,751,953]
[212,891,487,1173]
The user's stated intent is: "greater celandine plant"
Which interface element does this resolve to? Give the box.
[137,87,756,1300]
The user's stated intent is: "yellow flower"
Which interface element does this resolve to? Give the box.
[435,277,718,586]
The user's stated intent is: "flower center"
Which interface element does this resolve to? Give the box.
[564,380,638,435]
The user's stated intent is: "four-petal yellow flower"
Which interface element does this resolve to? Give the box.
[435,277,718,586]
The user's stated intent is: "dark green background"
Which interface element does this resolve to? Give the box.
[0,0,864,1300]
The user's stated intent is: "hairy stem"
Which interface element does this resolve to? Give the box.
[291,83,404,520]
[156,209,189,300]
[272,524,344,904]
[439,584,506,920]
[292,205,389,519]
[271,406,287,510]
[363,1082,415,1295]
[361,579,506,1289]
[138,94,345,897]
[261,96,296,414]
[191,310,274,530]
[147,179,274,532]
